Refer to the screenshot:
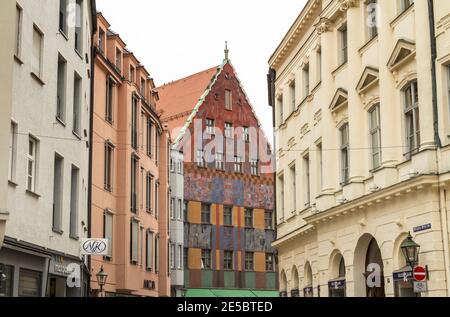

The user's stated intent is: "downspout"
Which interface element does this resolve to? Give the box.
[427,0,441,148]
[87,18,97,297]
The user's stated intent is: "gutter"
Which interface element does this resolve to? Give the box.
[427,0,442,148]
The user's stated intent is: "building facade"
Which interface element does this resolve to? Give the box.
[269,0,450,297]
[157,55,278,296]
[0,0,15,253]
[0,0,96,297]
[90,13,171,297]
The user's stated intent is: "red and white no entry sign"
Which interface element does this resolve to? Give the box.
[413,266,427,282]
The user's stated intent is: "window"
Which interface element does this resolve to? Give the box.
[115,48,122,71]
[245,208,253,228]
[340,123,350,184]
[184,248,189,269]
[178,199,182,220]
[73,72,82,136]
[234,156,242,174]
[178,245,183,269]
[289,81,296,112]
[224,251,233,270]
[59,0,68,35]
[74,0,83,53]
[266,254,274,272]
[106,77,114,123]
[196,150,205,168]
[278,95,284,125]
[278,174,285,220]
[98,28,105,54]
[183,201,188,222]
[131,97,138,150]
[265,210,274,230]
[139,226,144,267]
[317,142,323,192]
[104,211,113,258]
[367,0,378,40]
[154,235,160,272]
[225,122,233,138]
[69,166,79,238]
[177,160,183,174]
[206,118,215,135]
[53,154,64,233]
[155,131,160,165]
[339,24,348,65]
[155,181,159,219]
[201,203,211,224]
[27,136,38,192]
[303,63,310,97]
[146,231,153,270]
[104,142,114,191]
[447,65,450,121]
[369,104,382,169]
[130,219,139,264]
[19,269,42,297]
[9,122,17,182]
[290,164,296,212]
[303,154,311,206]
[317,47,322,83]
[201,249,211,269]
[243,126,250,143]
[400,0,414,13]
[15,4,23,57]
[251,159,259,176]
[215,153,224,170]
[170,198,175,220]
[404,81,420,157]
[245,252,254,271]
[140,78,146,97]
[0,265,14,297]
[32,25,44,78]
[225,90,233,110]
[224,206,233,226]
[56,55,67,121]
[131,155,138,213]
[170,244,175,269]
[129,66,135,83]
[147,118,153,157]
[146,173,152,212]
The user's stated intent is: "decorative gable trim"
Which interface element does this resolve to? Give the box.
[329,88,349,113]
[356,66,379,94]
[387,39,416,72]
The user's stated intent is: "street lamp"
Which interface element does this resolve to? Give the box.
[401,232,421,269]
[96,265,108,297]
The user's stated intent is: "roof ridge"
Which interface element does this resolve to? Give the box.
[157,66,219,89]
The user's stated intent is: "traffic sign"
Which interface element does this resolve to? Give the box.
[414,281,428,293]
[413,266,427,282]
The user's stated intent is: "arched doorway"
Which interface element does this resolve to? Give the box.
[328,253,346,297]
[303,262,313,297]
[280,270,287,297]
[291,266,300,297]
[354,234,385,297]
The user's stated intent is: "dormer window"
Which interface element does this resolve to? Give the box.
[129,65,135,83]
[98,28,105,54]
[115,48,122,71]
[141,78,146,96]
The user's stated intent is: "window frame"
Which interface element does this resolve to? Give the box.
[201,249,212,270]
[340,123,350,185]
[224,251,234,270]
[403,80,420,158]
[225,89,233,110]
[9,122,18,182]
[338,24,348,66]
[27,136,38,193]
[201,203,211,224]
[223,206,233,226]
[104,141,114,192]
[369,104,382,170]
[245,252,254,271]
[244,208,254,228]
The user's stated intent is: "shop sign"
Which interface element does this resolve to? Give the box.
[290,289,300,297]
[413,224,431,233]
[303,287,313,297]
[393,270,413,282]
[81,239,108,256]
[414,281,428,293]
[328,279,346,290]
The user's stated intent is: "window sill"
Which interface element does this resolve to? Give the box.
[52,229,64,235]
[332,62,348,77]
[30,72,45,86]
[25,189,41,199]
[56,116,66,127]
[59,30,69,41]
[75,49,83,60]
[103,256,112,262]
[104,186,113,193]
[8,180,18,187]
[390,3,415,28]
[69,235,79,241]
[72,131,82,140]
[358,35,378,55]
[14,55,24,65]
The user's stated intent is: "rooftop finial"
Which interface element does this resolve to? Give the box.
[224,41,229,61]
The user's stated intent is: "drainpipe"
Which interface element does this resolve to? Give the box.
[427,0,442,148]
[439,188,450,296]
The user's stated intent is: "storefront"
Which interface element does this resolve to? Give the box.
[46,255,88,297]
[328,279,346,297]
[393,268,418,297]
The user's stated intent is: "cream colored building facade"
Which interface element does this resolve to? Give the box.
[0,0,15,249]
[269,0,450,297]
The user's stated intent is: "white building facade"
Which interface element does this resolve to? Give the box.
[0,0,96,297]
[269,0,450,297]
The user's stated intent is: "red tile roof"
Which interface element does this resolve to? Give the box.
[156,66,218,136]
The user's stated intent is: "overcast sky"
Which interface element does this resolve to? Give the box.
[97,0,307,142]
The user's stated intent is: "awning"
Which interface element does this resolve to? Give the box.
[185,289,279,298]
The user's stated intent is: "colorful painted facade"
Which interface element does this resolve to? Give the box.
[157,55,277,294]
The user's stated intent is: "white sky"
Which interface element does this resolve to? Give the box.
[97,0,308,143]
